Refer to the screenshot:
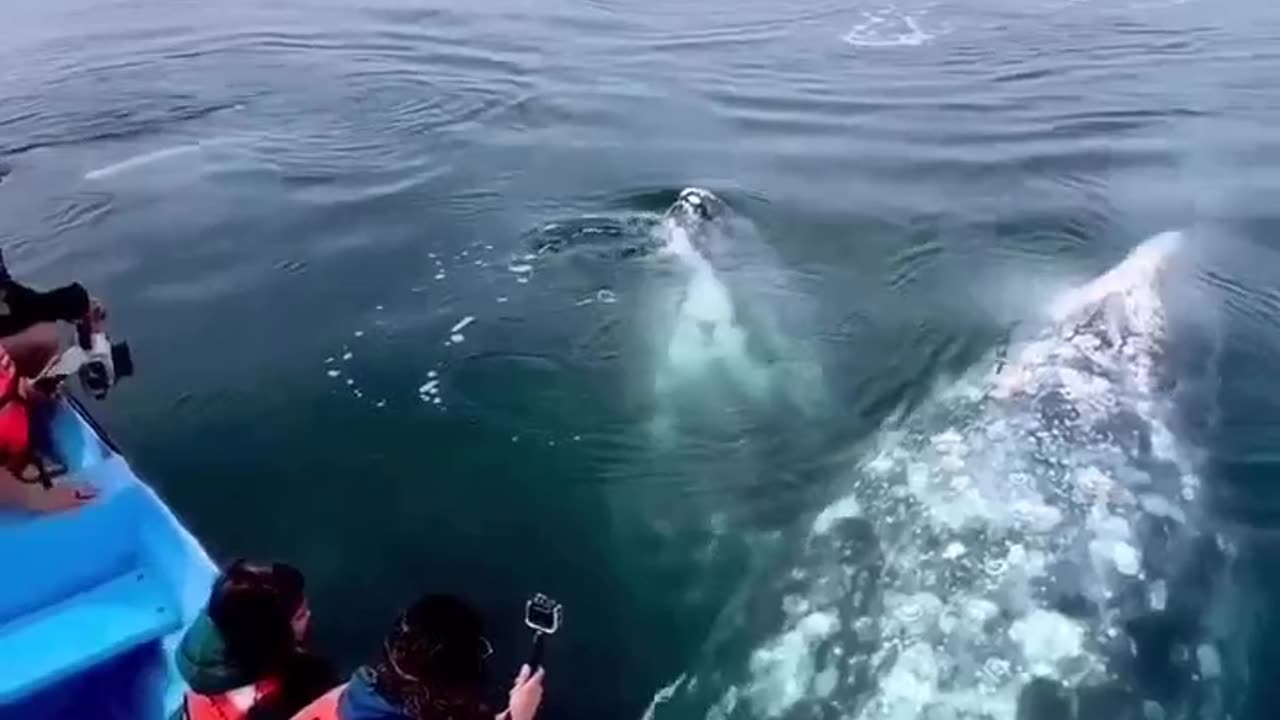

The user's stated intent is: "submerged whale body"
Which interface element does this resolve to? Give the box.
[653,231,1228,720]
[649,188,826,440]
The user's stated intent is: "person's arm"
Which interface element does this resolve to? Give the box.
[0,249,92,332]
[500,665,544,720]
[1,278,91,327]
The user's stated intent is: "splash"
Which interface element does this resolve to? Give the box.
[842,5,938,48]
[83,137,235,180]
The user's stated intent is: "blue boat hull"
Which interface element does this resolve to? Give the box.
[0,398,216,720]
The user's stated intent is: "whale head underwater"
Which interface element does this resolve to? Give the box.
[663,187,731,259]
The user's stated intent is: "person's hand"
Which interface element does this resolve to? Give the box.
[84,297,107,332]
[503,664,545,720]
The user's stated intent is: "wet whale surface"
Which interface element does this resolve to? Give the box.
[653,232,1229,720]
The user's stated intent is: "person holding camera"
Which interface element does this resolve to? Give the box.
[289,594,545,720]
[0,250,106,512]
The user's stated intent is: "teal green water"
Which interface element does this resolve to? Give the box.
[5,0,1280,717]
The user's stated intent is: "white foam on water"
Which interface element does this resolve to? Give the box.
[354,330,365,338]
[641,675,686,720]
[84,141,208,180]
[842,6,937,47]
[342,351,354,361]
[326,369,340,378]
[450,333,465,344]
[745,611,839,718]
[450,316,476,334]
[657,219,774,402]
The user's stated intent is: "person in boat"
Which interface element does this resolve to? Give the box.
[289,593,545,720]
[175,559,338,720]
[0,249,105,512]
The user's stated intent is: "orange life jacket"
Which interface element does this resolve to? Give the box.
[0,347,31,471]
[288,683,348,720]
[182,678,283,720]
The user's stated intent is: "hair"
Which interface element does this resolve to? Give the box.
[207,560,307,680]
[369,594,493,720]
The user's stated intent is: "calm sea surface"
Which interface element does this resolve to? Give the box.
[4,0,1280,718]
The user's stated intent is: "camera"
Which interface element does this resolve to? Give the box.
[42,321,134,399]
[525,593,562,635]
[524,593,562,670]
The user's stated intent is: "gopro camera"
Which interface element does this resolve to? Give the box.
[524,593,562,670]
[525,593,562,635]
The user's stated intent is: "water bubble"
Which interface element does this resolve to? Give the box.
[984,558,1008,577]
[597,289,617,304]
[979,657,1011,686]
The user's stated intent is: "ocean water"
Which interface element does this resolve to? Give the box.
[3,0,1280,717]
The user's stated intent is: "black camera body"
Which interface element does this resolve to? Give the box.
[42,322,134,399]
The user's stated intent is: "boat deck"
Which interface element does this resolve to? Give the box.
[0,399,215,720]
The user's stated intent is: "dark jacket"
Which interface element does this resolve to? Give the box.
[173,611,338,720]
[338,669,411,720]
[0,250,90,337]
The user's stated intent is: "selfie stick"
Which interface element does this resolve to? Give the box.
[524,593,562,671]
